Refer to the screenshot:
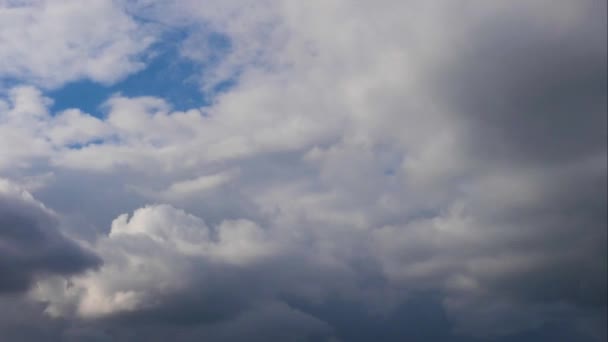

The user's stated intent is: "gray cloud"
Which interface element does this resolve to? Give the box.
[0,0,605,341]
[440,0,606,166]
[434,0,606,314]
[0,180,100,293]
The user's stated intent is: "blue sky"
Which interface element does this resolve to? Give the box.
[48,29,233,115]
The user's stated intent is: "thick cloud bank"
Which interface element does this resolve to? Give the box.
[0,179,99,293]
[0,0,606,341]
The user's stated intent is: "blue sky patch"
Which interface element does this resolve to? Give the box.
[48,29,235,116]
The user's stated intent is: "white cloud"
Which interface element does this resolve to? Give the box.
[33,205,284,318]
[0,86,112,170]
[160,170,237,199]
[0,0,154,89]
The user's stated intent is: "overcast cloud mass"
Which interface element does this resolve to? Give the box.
[0,0,606,341]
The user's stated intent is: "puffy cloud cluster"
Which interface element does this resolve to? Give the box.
[29,204,344,341]
[0,0,606,341]
[34,205,280,317]
[0,0,154,89]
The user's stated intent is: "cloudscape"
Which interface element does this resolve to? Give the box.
[0,1,606,341]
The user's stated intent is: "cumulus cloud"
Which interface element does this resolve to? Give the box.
[29,204,340,340]
[0,179,99,293]
[0,86,112,170]
[33,204,330,318]
[0,0,154,89]
[0,0,605,341]
[32,205,275,317]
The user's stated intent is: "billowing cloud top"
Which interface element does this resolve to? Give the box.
[0,0,606,341]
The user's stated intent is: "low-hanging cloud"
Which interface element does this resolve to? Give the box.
[0,0,606,341]
[0,179,100,293]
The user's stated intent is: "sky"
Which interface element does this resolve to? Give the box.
[0,1,606,341]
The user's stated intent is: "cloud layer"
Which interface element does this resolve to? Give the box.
[0,179,99,293]
[0,0,606,341]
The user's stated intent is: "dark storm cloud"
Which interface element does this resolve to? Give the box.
[0,184,101,293]
[441,0,607,165]
[427,0,607,338]
[0,297,67,342]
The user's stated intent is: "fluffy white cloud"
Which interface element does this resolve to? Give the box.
[34,205,283,318]
[0,86,112,170]
[0,0,154,89]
